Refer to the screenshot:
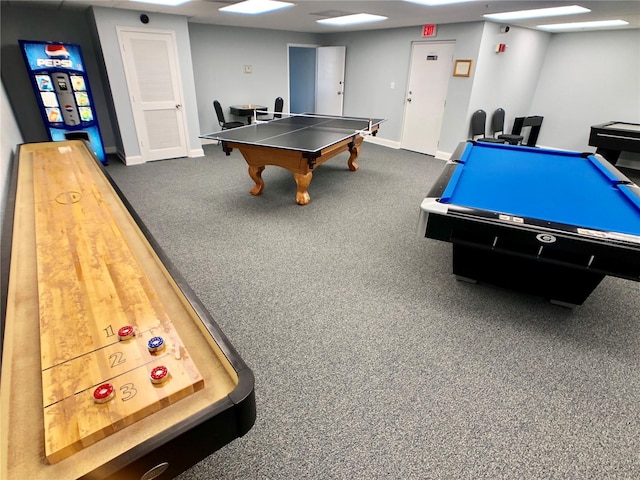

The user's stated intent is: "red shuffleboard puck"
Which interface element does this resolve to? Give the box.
[150,365,169,384]
[93,383,115,403]
[117,325,135,341]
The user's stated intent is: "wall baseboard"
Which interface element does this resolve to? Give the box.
[435,149,452,161]
[365,136,400,149]
[124,154,144,166]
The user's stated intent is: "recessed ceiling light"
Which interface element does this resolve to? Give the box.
[219,0,295,15]
[538,19,629,31]
[133,0,191,6]
[484,5,590,21]
[403,0,476,5]
[317,13,388,26]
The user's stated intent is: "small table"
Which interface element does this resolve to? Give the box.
[201,114,385,205]
[229,104,267,124]
[418,141,640,306]
[589,121,640,165]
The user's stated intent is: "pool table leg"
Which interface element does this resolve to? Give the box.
[248,165,265,196]
[293,172,312,205]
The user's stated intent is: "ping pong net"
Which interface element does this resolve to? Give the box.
[253,112,378,136]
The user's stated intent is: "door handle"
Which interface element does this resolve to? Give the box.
[407,98,412,102]
[175,104,182,109]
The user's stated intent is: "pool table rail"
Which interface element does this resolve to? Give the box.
[420,198,640,279]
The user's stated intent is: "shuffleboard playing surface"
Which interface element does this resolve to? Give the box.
[30,144,204,463]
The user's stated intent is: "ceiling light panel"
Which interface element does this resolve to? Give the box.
[538,19,629,31]
[219,0,295,15]
[484,5,590,21]
[317,13,388,26]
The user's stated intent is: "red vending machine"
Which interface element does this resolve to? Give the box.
[19,40,107,164]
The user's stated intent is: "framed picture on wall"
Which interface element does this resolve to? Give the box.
[453,59,473,77]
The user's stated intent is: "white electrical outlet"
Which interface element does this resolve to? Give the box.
[244,65,252,74]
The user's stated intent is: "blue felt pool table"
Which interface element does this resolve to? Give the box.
[417,141,640,306]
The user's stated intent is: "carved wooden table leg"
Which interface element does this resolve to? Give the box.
[347,137,364,171]
[293,172,312,205]
[248,165,265,196]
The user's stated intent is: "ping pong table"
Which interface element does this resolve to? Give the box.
[201,114,385,205]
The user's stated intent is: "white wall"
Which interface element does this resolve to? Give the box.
[324,22,553,156]
[328,23,638,157]
[469,23,551,138]
[91,6,203,163]
[530,29,640,153]
[188,24,319,135]
[0,83,23,230]
[325,22,487,154]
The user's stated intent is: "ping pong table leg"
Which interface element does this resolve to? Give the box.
[347,138,364,171]
[248,165,265,196]
[293,172,312,205]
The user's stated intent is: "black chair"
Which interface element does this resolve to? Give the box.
[470,109,505,143]
[512,115,544,147]
[257,96,284,121]
[492,108,524,145]
[213,100,244,130]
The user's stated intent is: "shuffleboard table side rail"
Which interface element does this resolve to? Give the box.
[0,148,19,372]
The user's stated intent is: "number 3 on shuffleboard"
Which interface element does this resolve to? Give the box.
[120,383,137,401]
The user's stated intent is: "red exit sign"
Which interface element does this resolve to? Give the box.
[422,24,437,37]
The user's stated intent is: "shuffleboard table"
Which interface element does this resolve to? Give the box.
[1,140,255,479]
[418,141,640,307]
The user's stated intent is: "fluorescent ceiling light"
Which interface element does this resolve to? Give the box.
[132,0,191,6]
[403,1,476,5]
[219,0,294,15]
[317,13,388,26]
[484,5,590,21]
[538,19,629,31]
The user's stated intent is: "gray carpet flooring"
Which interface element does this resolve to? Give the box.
[105,142,640,479]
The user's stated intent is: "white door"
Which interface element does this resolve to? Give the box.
[316,46,345,115]
[401,42,455,155]
[117,28,188,162]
